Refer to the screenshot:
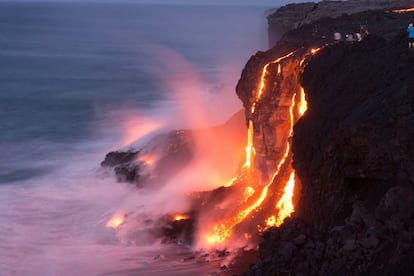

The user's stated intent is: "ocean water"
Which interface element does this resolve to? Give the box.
[0,2,271,275]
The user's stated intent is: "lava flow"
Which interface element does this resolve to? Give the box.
[200,48,315,248]
[392,7,414,13]
[105,47,317,250]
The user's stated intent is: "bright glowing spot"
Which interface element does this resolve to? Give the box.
[276,172,295,218]
[223,175,238,187]
[243,186,255,202]
[266,171,296,227]
[245,120,255,168]
[174,214,189,221]
[298,87,308,116]
[106,214,124,229]
[277,63,282,75]
[392,7,414,13]
[139,154,156,165]
[206,224,232,245]
[265,215,276,226]
[311,47,322,55]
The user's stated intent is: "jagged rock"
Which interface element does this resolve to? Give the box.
[101,150,139,167]
[161,216,194,245]
[100,130,195,185]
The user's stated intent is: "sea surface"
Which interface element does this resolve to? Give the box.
[0,2,272,275]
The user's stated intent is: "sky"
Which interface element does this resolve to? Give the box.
[113,0,308,6]
[0,0,311,7]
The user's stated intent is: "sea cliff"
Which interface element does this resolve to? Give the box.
[243,1,414,274]
[100,1,414,274]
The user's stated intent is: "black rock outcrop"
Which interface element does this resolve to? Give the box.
[101,130,194,185]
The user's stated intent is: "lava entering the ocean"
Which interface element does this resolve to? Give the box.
[105,47,320,252]
[197,48,317,248]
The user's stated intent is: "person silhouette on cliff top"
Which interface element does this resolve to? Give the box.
[408,22,414,49]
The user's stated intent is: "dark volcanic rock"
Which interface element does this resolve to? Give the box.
[294,32,414,227]
[161,216,194,245]
[243,5,414,276]
[267,0,414,46]
[101,151,139,167]
[101,129,195,186]
[237,1,414,275]
[101,151,141,182]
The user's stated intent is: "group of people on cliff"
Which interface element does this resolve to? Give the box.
[333,25,368,44]
[333,23,414,49]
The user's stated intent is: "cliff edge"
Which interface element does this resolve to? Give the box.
[267,0,414,46]
[242,3,414,275]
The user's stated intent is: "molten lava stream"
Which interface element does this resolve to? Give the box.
[202,49,312,248]
[251,51,295,114]
[392,7,414,13]
[265,171,295,227]
[203,93,300,247]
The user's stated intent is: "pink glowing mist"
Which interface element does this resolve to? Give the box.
[101,44,247,243]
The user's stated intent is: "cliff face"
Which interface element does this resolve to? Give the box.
[294,34,414,227]
[236,50,303,182]
[242,5,414,275]
[267,0,414,46]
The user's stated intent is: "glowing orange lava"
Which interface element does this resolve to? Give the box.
[266,171,295,227]
[139,154,156,165]
[251,51,295,114]
[392,7,414,13]
[174,214,189,221]
[106,214,124,229]
[223,175,238,188]
[243,186,255,202]
[311,47,322,55]
[299,87,308,116]
[244,120,255,168]
[204,94,297,247]
[201,48,315,248]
